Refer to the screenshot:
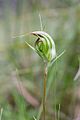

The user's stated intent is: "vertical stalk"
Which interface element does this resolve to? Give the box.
[0,108,3,120]
[43,63,47,120]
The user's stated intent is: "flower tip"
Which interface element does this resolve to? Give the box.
[31,31,38,36]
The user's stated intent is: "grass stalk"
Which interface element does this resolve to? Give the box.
[0,108,3,120]
[43,62,48,120]
[58,104,60,120]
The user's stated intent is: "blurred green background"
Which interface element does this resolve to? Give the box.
[0,0,80,120]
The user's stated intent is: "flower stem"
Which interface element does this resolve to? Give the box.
[43,63,47,120]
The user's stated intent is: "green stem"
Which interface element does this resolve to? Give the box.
[43,63,47,120]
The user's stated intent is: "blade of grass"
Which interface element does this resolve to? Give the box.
[39,14,43,31]
[58,104,60,120]
[12,33,30,39]
[0,108,3,120]
[33,116,37,120]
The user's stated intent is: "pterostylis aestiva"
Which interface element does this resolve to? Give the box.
[13,15,65,120]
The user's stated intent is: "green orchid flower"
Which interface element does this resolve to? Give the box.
[26,31,56,63]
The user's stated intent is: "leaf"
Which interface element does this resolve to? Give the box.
[25,41,36,52]
[49,50,66,67]
[33,116,38,120]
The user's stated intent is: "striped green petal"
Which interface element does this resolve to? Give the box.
[31,31,56,62]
